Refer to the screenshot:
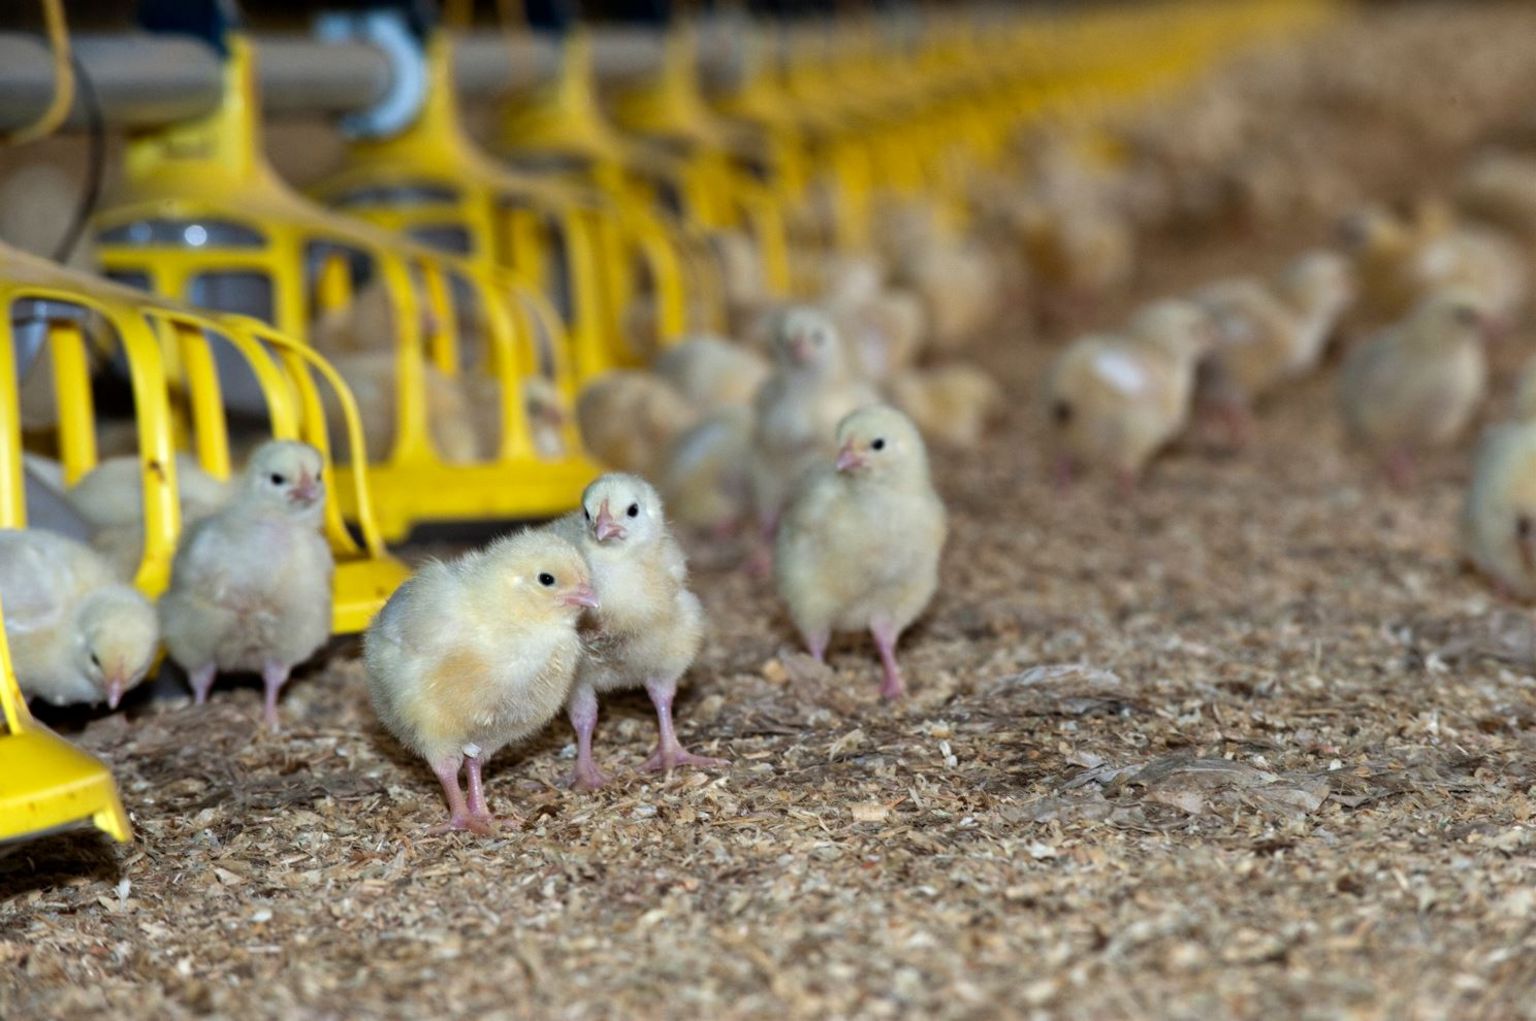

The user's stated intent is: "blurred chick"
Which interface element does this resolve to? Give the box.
[461,375,572,461]
[750,307,881,536]
[0,528,158,709]
[1194,250,1355,440]
[653,335,770,412]
[365,529,596,833]
[659,407,754,536]
[887,363,1004,448]
[1045,300,1214,488]
[1462,360,1536,600]
[896,242,1002,353]
[63,453,232,580]
[774,406,946,699]
[1013,194,1135,324]
[576,370,697,478]
[158,441,335,730]
[548,474,723,788]
[1339,288,1491,485]
[327,352,481,465]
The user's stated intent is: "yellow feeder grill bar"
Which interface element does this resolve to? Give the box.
[0,243,408,632]
[93,38,601,541]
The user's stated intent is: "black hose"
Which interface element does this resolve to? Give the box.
[49,50,105,267]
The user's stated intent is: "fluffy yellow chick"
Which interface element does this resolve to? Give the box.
[158,441,335,730]
[750,307,881,537]
[547,474,723,788]
[576,370,697,477]
[887,363,1004,448]
[62,453,232,580]
[896,242,1002,353]
[365,529,597,833]
[653,335,771,412]
[1339,288,1491,485]
[1014,195,1135,323]
[774,406,946,699]
[1195,250,1355,437]
[0,528,158,709]
[659,407,754,536]
[1045,300,1213,488]
[1462,360,1536,600]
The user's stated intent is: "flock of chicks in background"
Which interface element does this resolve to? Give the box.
[14,4,1536,830]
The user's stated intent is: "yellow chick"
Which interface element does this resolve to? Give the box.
[0,528,158,710]
[653,335,771,412]
[887,363,1004,449]
[158,441,335,730]
[576,370,697,477]
[1045,300,1213,488]
[62,453,232,580]
[750,307,881,537]
[1014,195,1136,323]
[365,529,597,833]
[774,406,946,699]
[1462,361,1536,600]
[659,406,754,537]
[547,474,723,787]
[1339,288,1491,485]
[896,242,1002,353]
[1195,251,1355,438]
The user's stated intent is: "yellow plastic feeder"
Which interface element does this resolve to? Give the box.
[94,37,600,541]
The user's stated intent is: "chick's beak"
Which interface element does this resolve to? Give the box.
[290,472,322,505]
[789,333,813,364]
[562,583,600,609]
[106,675,127,710]
[594,500,626,542]
[835,441,867,473]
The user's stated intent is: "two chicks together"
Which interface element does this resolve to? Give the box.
[1043,249,1356,490]
[365,400,948,834]
[1,442,335,729]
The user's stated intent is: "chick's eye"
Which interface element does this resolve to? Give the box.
[1518,517,1533,539]
[583,508,591,521]
[871,438,886,451]
[538,572,556,587]
[627,503,639,518]
[90,652,101,668]
[269,473,286,486]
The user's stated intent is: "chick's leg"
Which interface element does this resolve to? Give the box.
[260,659,290,732]
[870,619,906,700]
[187,664,217,706]
[799,626,829,664]
[564,683,611,791]
[641,677,728,773]
[429,756,479,834]
[462,752,501,833]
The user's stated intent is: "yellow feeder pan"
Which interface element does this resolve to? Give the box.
[310,33,654,382]
[0,243,408,633]
[94,38,601,541]
[0,592,131,845]
[496,29,729,333]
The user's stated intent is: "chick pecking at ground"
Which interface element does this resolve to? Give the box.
[750,307,881,540]
[1194,250,1355,441]
[0,528,158,710]
[774,406,946,700]
[158,441,335,730]
[365,529,597,833]
[659,406,754,537]
[1339,288,1491,486]
[1463,360,1536,600]
[546,473,724,788]
[576,370,697,478]
[1044,299,1214,489]
[58,453,232,580]
[653,335,771,413]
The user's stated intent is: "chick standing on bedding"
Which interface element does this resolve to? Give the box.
[548,474,723,788]
[1045,299,1214,489]
[1339,288,1490,486]
[1463,361,1536,600]
[0,529,157,709]
[365,530,596,833]
[774,406,946,700]
[158,441,335,730]
[750,307,881,542]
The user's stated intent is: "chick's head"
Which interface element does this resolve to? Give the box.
[1284,250,1355,316]
[492,531,598,619]
[771,306,847,377]
[1408,288,1491,349]
[75,586,157,708]
[242,440,326,521]
[1129,299,1217,363]
[580,472,666,548]
[833,405,929,483]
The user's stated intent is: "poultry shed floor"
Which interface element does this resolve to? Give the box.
[7,14,1536,1021]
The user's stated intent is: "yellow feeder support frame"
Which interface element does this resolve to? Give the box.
[94,38,600,541]
[0,243,408,632]
[313,31,691,380]
[0,591,132,845]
